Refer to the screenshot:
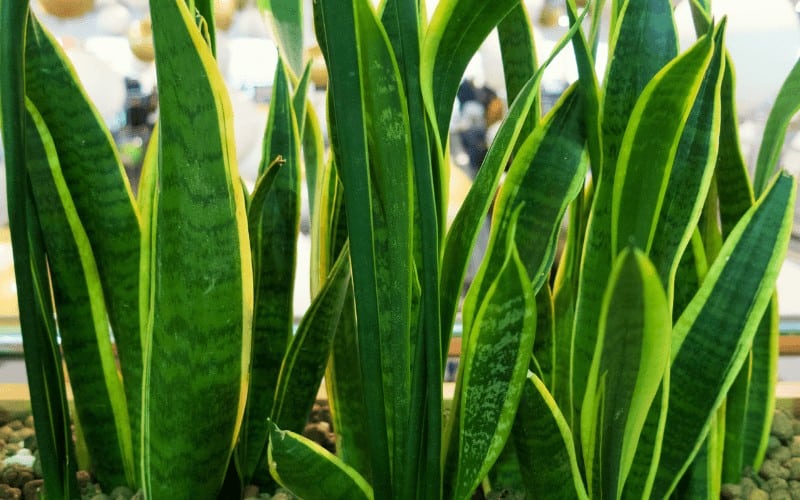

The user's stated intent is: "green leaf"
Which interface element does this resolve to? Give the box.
[497,3,539,131]
[268,423,374,500]
[602,0,678,173]
[652,173,796,497]
[259,0,303,78]
[238,60,301,485]
[421,0,518,142]
[272,245,351,434]
[440,15,587,348]
[754,57,800,197]
[739,300,778,472]
[447,239,537,500]
[1,3,79,498]
[24,14,143,458]
[24,99,135,489]
[580,249,671,500]
[314,1,416,494]
[380,3,443,495]
[574,26,709,423]
[462,86,587,334]
[514,375,588,500]
[611,30,715,255]
[142,0,253,497]
[648,24,725,297]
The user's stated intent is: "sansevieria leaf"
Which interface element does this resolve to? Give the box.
[24,14,143,458]
[143,0,253,497]
[447,236,536,500]
[581,248,671,500]
[753,57,800,197]
[515,375,588,500]
[1,3,79,498]
[653,173,796,497]
[271,245,351,435]
[238,59,301,485]
[462,86,587,334]
[268,423,374,500]
[24,99,135,489]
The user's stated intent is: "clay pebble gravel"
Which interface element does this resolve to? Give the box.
[723,409,800,499]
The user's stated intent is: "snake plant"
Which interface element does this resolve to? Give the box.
[1,0,798,499]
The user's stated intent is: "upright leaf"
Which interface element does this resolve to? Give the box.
[239,60,301,485]
[1,3,79,498]
[580,249,671,500]
[259,0,304,78]
[446,238,537,500]
[24,100,134,489]
[313,0,413,494]
[24,14,143,455]
[143,1,253,497]
[574,28,710,422]
[652,173,796,497]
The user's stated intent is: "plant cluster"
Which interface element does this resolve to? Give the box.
[0,0,798,498]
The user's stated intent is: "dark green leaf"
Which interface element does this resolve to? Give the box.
[142,1,253,496]
[24,100,134,489]
[652,173,796,497]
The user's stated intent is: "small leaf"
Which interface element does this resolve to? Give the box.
[268,423,374,500]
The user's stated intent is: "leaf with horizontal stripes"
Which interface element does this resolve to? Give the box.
[24,99,135,489]
[24,14,143,459]
[652,173,796,497]
[142,0,253,497]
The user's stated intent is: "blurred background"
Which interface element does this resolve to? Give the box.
[0,0,798,354]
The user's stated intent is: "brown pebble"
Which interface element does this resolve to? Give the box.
[1,464,35,489]
[6,421,23,432]
[22,479,43,500]
[749,488,769,500]
[0,426,12,442]
[76,470,92,488]
[0,484,22,500]
[721,483,741,498]
[242,485,259,498]
[22,417,32,430]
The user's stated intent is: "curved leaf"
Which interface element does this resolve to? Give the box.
[462,86,587,334]
[272,245,351,434]
[268,423,373,500]
[421,0,518,142]
[754,58,800,197]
